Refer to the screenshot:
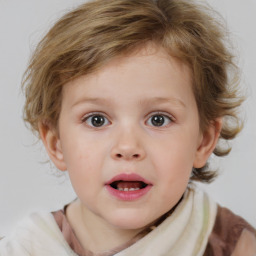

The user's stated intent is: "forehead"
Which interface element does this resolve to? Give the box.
[61,45,194,108]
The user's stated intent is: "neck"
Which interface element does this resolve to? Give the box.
[66,199,144,254]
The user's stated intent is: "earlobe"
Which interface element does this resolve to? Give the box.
[193,118,222,168]
[39,122,67,171]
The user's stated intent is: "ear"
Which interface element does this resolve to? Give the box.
[39,122,67,171]
[193,118,222,168]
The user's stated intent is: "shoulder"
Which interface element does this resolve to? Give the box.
[0,212,77,256]
[204,205,256,256]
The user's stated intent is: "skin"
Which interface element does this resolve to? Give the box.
[40,45,221,253]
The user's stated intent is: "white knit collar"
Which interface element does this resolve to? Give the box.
[115,185,217,256]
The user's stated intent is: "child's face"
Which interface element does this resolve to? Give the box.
[44,46,216,231]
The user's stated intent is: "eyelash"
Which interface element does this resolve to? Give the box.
[81,112,111,128]
[81,111,175,128]
[146,112,174,128]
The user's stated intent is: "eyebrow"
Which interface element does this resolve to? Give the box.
[71,97,113,108]
[138,97,186,108]
[71,96,186,108]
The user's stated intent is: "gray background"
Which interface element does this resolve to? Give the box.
[0,0,256,236]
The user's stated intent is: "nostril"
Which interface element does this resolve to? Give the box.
[115,153,140,159]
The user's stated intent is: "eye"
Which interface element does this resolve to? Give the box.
[146,113,172,127]
[83,114,110,127]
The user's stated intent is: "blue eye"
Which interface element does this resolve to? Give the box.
[147,114,172,127]
[84,114,110,127]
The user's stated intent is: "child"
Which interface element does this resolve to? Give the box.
[1,0,255,255]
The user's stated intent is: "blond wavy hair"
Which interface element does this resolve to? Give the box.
[22,0,244,182]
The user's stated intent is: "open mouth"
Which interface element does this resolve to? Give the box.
[110,180,148,191]
[106,173,152,200]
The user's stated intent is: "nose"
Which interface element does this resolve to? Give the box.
[110,128,146,161]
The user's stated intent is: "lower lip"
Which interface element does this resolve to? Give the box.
[105,185,152,201]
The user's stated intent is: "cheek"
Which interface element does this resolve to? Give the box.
[149,134,198,188]
[64,147,102,203]
[62,132,103,164]
[152,136,197,169]
[61,135,110,183]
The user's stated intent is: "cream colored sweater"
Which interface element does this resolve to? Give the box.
[1,187,255,256]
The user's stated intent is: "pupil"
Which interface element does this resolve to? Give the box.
[152,115,164,126]
[92,116,104,127]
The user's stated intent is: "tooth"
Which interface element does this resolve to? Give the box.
[116,187,141,191]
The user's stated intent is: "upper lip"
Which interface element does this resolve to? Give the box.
[106,173,152,185]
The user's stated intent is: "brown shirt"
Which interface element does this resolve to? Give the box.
[52,205,256,256]
[204,206,256,255]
